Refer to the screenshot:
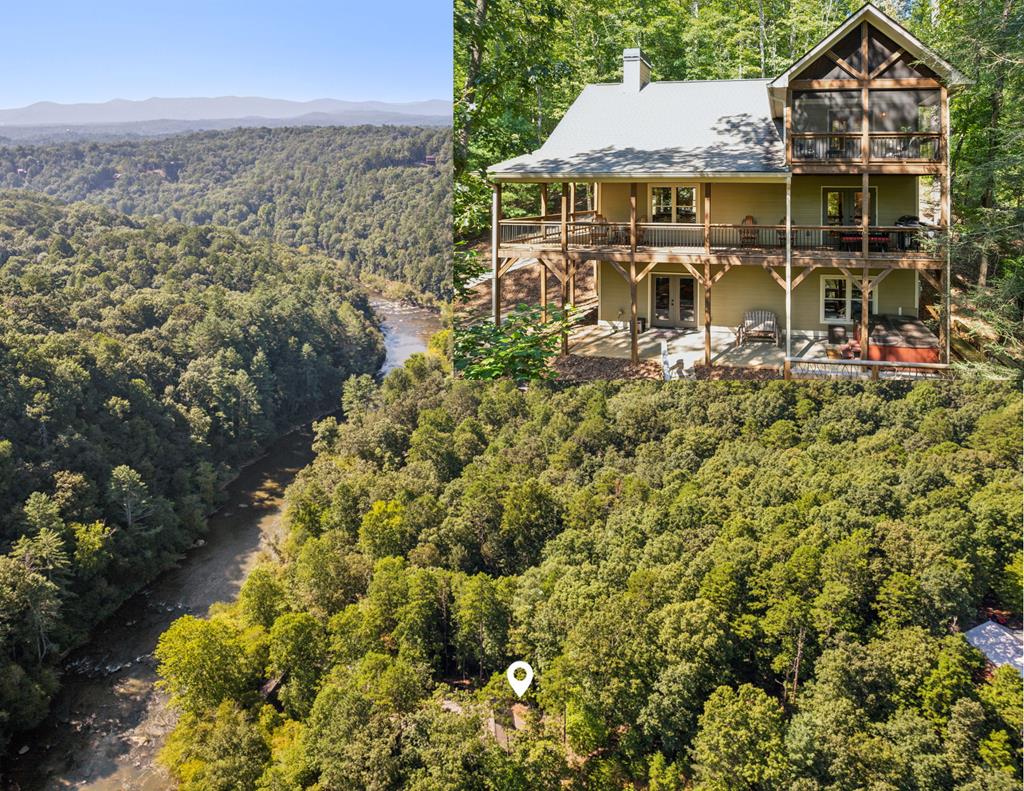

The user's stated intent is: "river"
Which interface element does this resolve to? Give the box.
[2,298,441,790]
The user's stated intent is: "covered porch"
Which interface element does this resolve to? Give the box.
[490,176,950,369]
[567,324,826,374]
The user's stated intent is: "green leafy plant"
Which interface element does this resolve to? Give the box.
[454,303,578,380]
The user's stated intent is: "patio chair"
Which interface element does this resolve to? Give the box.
[739,215,758,247]
[591,213,610,244]
[736,309,780,346]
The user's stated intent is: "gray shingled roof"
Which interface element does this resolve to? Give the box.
[489,79,787,180]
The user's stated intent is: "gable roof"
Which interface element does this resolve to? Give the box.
[768,3,969,95]
[488,79,787,181]
[489,2,966,182]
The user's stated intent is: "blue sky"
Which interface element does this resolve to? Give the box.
[3,0,452,108]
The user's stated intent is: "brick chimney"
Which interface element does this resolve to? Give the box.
[623,48,651,92]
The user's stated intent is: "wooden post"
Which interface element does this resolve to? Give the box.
[492,183,502,326]
[569,183,576,217]
[540,183,548,218]
[862,171,870,258]
[860,22,870,259]
[784,358,792,380]
[940,85,951,363]
[704,261,712,367]
[860,265,870,360]
[703,184,711,253]
[785,175,792,358]
[560,183,569,355]
[785,88,793,165]
[540,262,548,323]
[629,183,639,363]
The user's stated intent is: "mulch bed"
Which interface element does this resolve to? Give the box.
[460,256,597,321]
[551,354,663,382]
[691,365,782,380]
[549,358,783,383]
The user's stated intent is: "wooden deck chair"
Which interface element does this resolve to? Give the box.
[736,309,780,346]
[739,215,758,246]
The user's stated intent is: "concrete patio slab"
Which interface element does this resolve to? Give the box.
[567,325,830,373]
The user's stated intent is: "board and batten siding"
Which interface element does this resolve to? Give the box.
[597,261,918,333]
[595,176,919,225]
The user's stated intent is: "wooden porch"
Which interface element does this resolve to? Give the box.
[489,179,950,369]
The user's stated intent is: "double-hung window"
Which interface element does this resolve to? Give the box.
[820,275,877,324]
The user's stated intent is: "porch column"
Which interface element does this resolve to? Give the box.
[860,170,871,360]
[540,266,549,322]
[492,182,502,326]
[785,175,792,358]
[560,182,569,355]
[569,182,576,217]
[629,183,639,363]
[704,261,712,367]
[540,184,548,322]
[704,183,711,254]
[860,265,870,361]
[940,85,951,363]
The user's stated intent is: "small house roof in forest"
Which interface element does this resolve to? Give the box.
[964,620,1024,676]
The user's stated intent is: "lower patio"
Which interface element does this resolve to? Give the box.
[566,325,829,377]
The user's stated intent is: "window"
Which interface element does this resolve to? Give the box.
[649,185,697,224]
[821,187,878,226]
[820,275,878,324]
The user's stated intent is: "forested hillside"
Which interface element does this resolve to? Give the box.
[0,125,452,298]
[0,191,384,753]
[155,366,1022,789]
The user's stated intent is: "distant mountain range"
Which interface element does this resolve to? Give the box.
[0,96,451,142]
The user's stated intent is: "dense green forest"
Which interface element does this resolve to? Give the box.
[455,0,1023,368]
[0,191,384,753]
[154,358,1022,789]
[0,125,453,298]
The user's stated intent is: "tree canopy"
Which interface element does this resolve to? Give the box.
[0,125,453,298]
[0,190,385,753]
[155,357,1022,788]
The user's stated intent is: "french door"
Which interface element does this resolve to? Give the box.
[652,275,697,328]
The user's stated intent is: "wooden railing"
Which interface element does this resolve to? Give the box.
[790,131,942,163]
[869,133,941,162]
[498,219,941,257]
[791,132,860,161]
[784,357,950,381]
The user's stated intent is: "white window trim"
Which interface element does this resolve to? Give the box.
[648,184,700,224]
[819,274,879,324]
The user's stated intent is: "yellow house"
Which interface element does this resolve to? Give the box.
[487,3,967,376]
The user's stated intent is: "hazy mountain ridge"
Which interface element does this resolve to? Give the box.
[0,96,451,125]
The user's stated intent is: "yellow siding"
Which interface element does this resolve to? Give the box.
[595,176,919,225]
[791,175,918,224]
[709,183,786,225]
[598,261,919,333]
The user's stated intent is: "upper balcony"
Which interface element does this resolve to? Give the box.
[788,88,944,171]
[498,214,944,266]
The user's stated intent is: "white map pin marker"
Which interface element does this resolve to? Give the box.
[506,661,534,697]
